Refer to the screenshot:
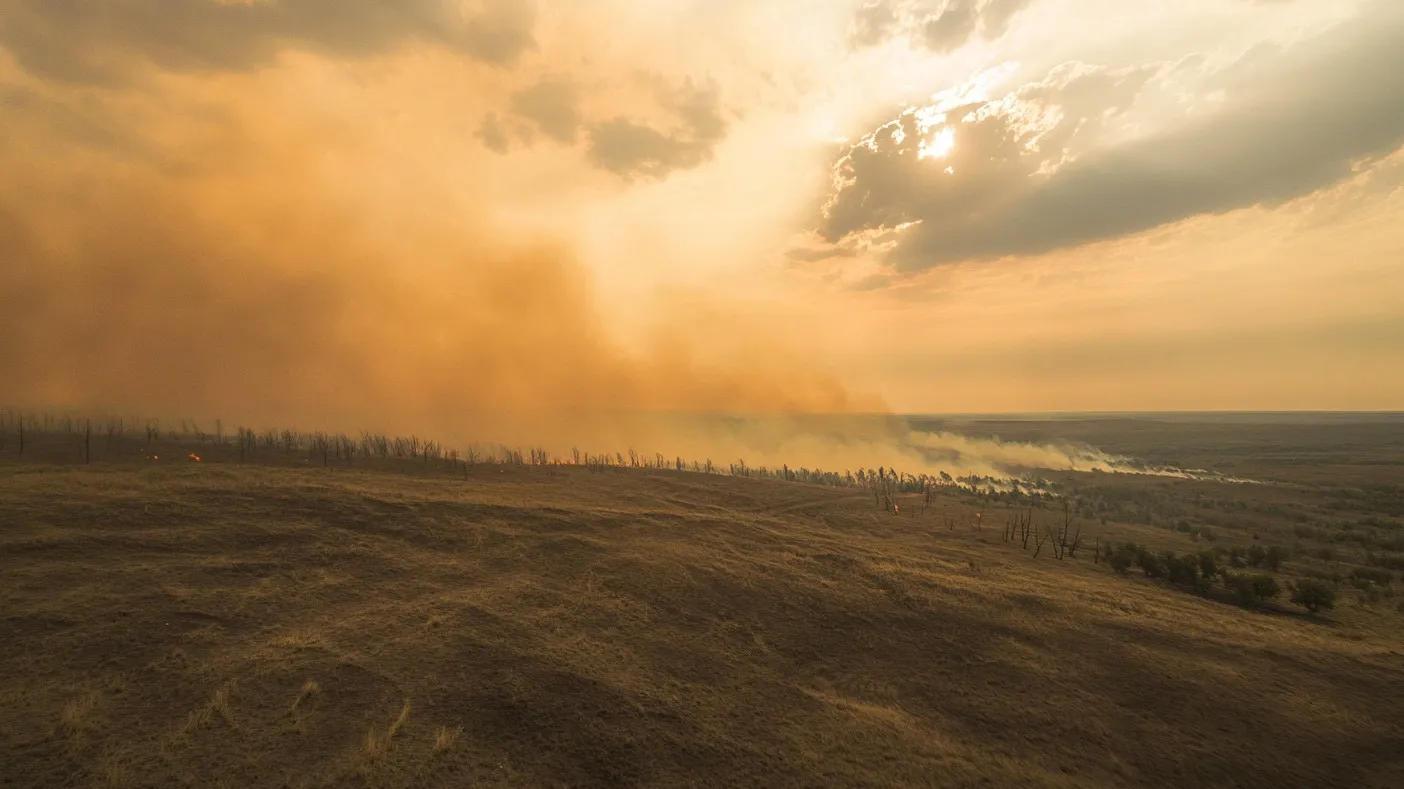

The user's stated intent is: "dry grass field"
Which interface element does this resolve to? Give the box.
[3,421,1404,787]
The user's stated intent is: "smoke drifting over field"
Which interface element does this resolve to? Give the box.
[0,60,872,440]
[0,28,1230,483]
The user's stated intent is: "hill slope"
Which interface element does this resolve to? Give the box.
[2,461,1402,787]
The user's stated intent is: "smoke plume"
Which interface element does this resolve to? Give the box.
[0,42,1156,481]
[0,58,880,448]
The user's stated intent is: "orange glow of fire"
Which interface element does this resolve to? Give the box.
[188,453,201,463]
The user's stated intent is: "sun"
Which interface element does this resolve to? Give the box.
[918,126,956,160]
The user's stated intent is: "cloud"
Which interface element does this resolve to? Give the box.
[821,61,1155,245]
[0,57,881,455]
[920,1,979,52]
[586,79,729,180]
[479,75,730,180]
[851,0,1035,52]
[510,77,583,144]
[0,0,537,84]
[821,3,1404,272]
[852,1,902,47]
[476,111,513,153]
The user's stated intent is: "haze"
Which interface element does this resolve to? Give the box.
[3,0,1402,449]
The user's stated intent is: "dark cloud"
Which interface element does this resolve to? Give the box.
[1,84,147,158]
[979,0,1034,38]
[476,77,729,179]
[921,1,979,53]
[787,245,858,263]
[0,0,537,84]
[476,111,512,153]
[852,0,1035,52]
[510,77,582,144]
[822,4,1404,271]
[852,1,901,48]
[586,80,728,180]
[821,62,1154,243]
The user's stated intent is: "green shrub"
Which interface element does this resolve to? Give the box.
[1108,547,1135,576]
[1224,572,1280,607]
[1368,552,1404,571]
[1164,552,1202,589]
[1196,551,1221,581]
[1247,545,1268,567]
[1136,547,1167,579]
[1352,567,1393,587]
[1264,546,1289,572]
[1290,579,1336,613]
[1252,574,1281,601]
[1301,568,1343,585]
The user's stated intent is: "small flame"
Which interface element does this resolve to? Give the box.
[188,453,201,463]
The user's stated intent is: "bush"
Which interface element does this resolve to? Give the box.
[1352,567,1393,587]
[1245,544,1290,570]
[1164,552,1202,589]
[1108,545,1136,576]
[1301,568,1343,585]
[1368,552,1404,571]
[1290,579,1336,613]
[1247,545,1268,567]
[1196,551,1221,581]
[1136,547,1167,579]
[1225,572,1280,607]
[1252,574,1281,601]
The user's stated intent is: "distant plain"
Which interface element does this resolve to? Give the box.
[2,414,1402,787]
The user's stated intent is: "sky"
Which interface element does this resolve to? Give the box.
[2,0,1402,445]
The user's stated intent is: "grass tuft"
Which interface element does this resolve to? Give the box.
[361,699,412,765]
[387,699,410,740]
[432,726,462,754]
[289,680,320,714]
[59,691,100,734]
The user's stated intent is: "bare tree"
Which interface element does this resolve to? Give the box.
[1018,508,1035,549]
[104,418,121,451]
[1049,500,1081,560]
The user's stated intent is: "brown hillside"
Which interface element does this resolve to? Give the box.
[2,460,1402,787]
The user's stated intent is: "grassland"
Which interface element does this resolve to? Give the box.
[2,418,1403,787]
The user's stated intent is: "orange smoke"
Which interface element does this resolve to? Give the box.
[0,58,883,448]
